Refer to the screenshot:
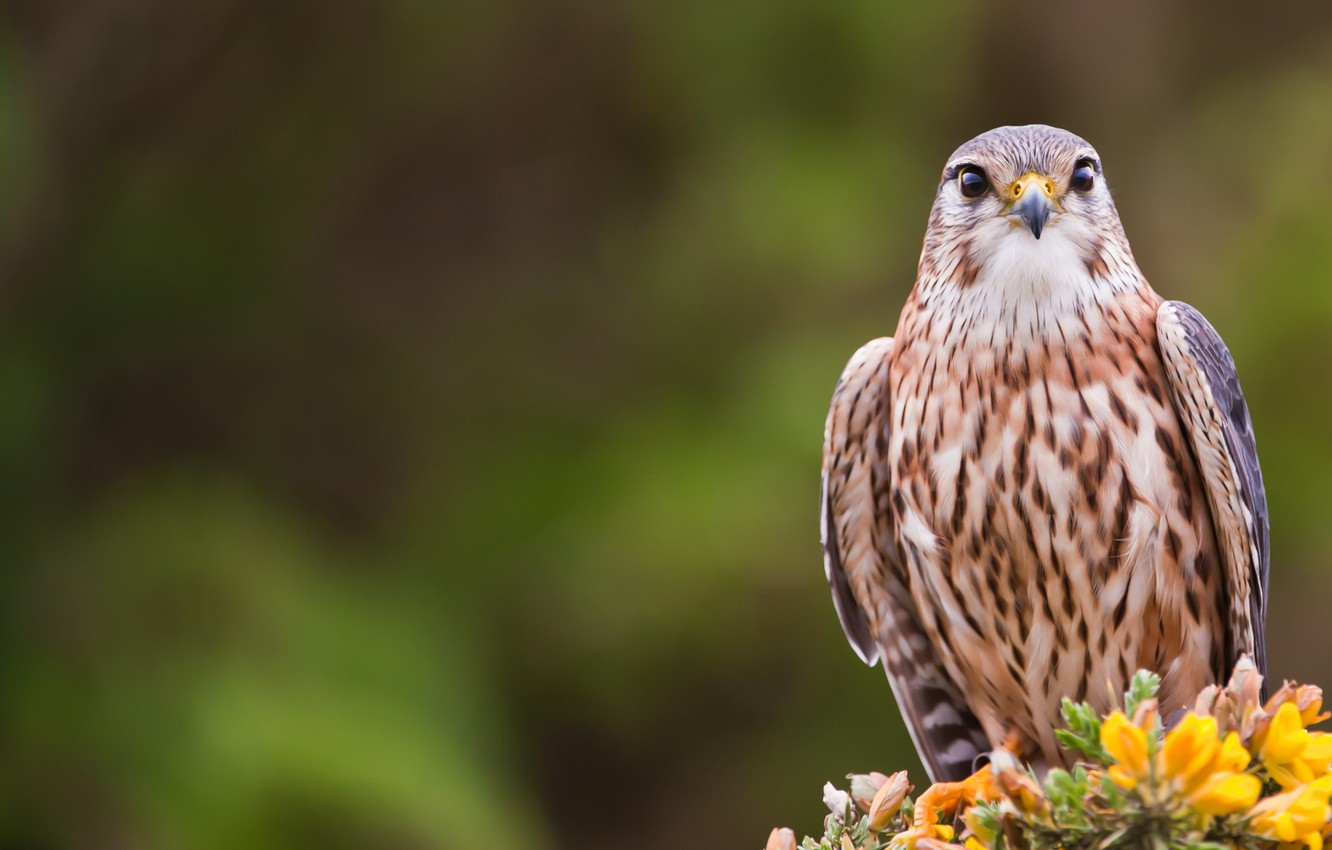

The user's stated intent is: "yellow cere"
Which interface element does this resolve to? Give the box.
[1010,172,1056,200]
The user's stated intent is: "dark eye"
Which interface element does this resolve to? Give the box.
[958,166,989,199]
[1070,159,1097,192]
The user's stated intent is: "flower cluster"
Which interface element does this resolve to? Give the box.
[769,661,1332,850]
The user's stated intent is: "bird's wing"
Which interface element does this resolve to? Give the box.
[1156,301,1269,680]
[822,338,990,782]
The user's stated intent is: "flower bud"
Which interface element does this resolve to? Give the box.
[865,771,911,832]
[1266,681,1298,714]
[1295,685,1329,726]
[1264,681,1329,725]
[764,828,797,850]
[847,771,890,812]
[823,782,852,821]
[1130,698,1159,729]
[1227,655,1264,711]
[1212,691,1240,736]
[1193,683,1220,717]
[1247,708,1275,754]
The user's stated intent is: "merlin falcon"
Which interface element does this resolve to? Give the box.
[820,125,1269,782]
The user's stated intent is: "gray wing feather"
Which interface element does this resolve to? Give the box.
[1156,301,1269,680]
[821,338,990,782]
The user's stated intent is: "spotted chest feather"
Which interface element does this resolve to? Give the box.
[885,285,1226,769]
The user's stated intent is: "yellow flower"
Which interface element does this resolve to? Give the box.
[1157,715,1260,815]
[1188,770,1263,816]
[1188,731,1262,815]
[1217,730,1254,773]
[1103,709,1259,816]
[1248,776,1332,850]
[1266,703,1313,762]
[1161,713,1221,793]
[1262,703,1332,789]
[1102,711,1151,790]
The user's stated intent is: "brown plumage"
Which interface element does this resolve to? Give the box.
[821,125,1269,782]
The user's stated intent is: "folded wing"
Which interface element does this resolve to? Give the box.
[1156,301,1270,681]
[821,338,990,782]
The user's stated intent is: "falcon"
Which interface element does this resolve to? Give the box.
[820,125,1269,783]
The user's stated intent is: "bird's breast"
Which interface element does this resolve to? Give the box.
[886,294,1225,765]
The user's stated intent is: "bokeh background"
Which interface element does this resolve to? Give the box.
[5,1,1332,848]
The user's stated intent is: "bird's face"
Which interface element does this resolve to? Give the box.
[920,125,1133,299]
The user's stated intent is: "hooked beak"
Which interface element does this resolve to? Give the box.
[1006,173,1060,239]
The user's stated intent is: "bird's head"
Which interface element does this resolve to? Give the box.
[919,125,1135,298]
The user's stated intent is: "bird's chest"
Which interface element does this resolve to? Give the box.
[887,329,1172,561]
[884,311,1223,744]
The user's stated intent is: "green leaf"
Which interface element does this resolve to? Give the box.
[1124,670,1162,716]
[1056,698,1112,763]
[970,800,1001,833]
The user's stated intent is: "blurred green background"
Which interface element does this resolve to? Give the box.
[4,1,1332,848]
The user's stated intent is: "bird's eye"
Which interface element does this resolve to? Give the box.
[958,166,989,199]
[1070,159,1097,193]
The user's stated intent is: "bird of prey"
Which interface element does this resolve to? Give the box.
[820,125,1269,783]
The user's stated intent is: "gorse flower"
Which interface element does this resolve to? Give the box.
[1099,706,1261,817]
[1100,711,1150,791]
[848,773,894,812]
[774,663,1332,850]
[1248,776,1332,850]
[1159,712,1261,816]
[823,782,852,823]
[864,772,912,832]
[1259,703,1332,790]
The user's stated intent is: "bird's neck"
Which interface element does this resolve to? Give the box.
[901,246,1157,353]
